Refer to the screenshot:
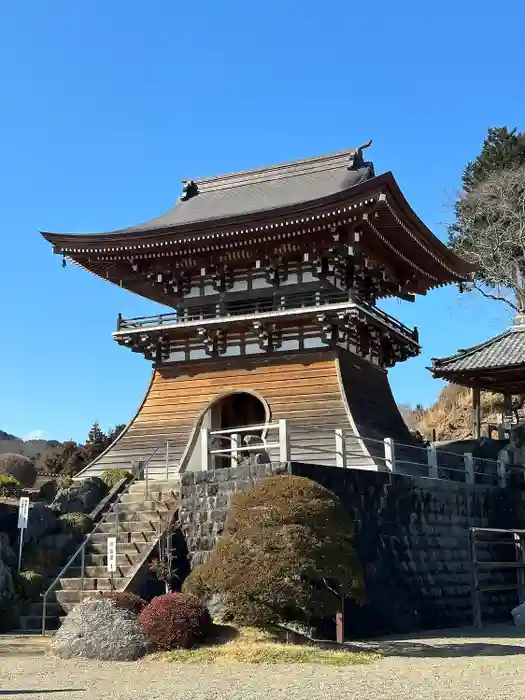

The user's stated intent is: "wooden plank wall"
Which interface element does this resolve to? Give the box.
[78,348,420,479]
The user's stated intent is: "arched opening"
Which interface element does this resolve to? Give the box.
[184,391,270,471]
[215,392,267,432]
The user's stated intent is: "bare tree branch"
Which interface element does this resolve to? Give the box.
[471,282,519,312]
[453,166,525,311]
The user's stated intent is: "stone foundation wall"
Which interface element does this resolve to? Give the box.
[179,463,525,634]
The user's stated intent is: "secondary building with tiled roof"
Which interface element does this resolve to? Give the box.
[430,314,525,437]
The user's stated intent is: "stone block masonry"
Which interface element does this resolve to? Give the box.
[179,462,525,635]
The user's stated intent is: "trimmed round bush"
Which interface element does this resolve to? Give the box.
[0,475,22,499]
[183,475,364,626]
[138,592,211,650]
[100,468,131,489]
[38,480,57,503]
[0,454,36,488]
[59,512,92,536]
[51,597,148,661]
[99,592,147,615]
[16,570,46,600]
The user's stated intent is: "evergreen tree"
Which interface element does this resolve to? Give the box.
[83,421,108,462]
[449,126,525,310]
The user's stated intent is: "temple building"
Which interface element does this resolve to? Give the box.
[430,313,525,439]
[41,142,474,478]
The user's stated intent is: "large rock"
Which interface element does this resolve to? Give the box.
[39,533,78,558]
[0,532,16,568]
[52,477,108,515]
[25,502,59,546]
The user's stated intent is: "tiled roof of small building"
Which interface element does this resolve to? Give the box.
[431,320,525,374]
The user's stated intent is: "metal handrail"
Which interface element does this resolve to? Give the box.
[40,442,164,634]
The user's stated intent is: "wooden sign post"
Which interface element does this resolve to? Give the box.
[17,497,30,572]
[336,611,344,644]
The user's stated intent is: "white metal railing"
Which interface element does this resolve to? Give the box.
[201,420,289,471]
[199,420,525,487]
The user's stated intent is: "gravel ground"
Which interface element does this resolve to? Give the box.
[1,625,525,699]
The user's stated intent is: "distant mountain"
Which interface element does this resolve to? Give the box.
[0,431,64,472]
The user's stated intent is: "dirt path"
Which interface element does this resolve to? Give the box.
[1,626,524,699]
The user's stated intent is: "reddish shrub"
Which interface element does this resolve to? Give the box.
[138,592,212,650]
[99,592,147,615]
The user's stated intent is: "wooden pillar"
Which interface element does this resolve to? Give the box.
[503,394,513,424]
[472,386,481,439]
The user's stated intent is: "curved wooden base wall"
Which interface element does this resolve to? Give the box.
[78,348,422,479]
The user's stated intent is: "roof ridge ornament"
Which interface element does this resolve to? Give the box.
[180,179,199,201]
[347,139,373,171]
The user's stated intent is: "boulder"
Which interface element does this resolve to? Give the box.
[0,532,16,569]
[25,502,59,546]
[39,533,78,558]
[52,477,108,515]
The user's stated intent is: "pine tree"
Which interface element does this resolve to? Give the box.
[83,421,108,462]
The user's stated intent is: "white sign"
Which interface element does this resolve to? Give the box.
[17,497,30,530]
[107,536,117,574]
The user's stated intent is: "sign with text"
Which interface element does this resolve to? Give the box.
[107,536,117,574]
[17,497,30,530]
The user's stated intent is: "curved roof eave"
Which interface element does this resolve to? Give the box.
[40,171,477,280]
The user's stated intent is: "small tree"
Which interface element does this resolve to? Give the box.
[183,475,364,627]
[449,126,525,311]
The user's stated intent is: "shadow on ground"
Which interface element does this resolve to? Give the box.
[0,691,84,696]
[354,623,525,658]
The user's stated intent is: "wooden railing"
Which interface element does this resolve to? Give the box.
[116,294,418,342]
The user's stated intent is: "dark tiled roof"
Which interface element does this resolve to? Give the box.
[431,324,525,373]
[102,147,373,235]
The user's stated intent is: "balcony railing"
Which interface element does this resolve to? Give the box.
[116,292,418,343]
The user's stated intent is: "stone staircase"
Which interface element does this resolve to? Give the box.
[18,478,180,633]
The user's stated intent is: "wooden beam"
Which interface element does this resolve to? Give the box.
[472,386,481,440]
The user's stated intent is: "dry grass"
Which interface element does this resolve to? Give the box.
[410,384,503,441]
[164,625,378,666]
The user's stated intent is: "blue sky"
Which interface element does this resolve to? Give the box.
[0,0,522,442]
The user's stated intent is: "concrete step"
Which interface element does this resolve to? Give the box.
[111,498,173,512]
[104,508,172,524]
[90,523,158,544]
[58,565,133,583]
[87,539,152,555]
[56,580,127,608]
[17,615,61,632]
[95,522,160,535]
[84,552,136,568]
[28,602,63,617]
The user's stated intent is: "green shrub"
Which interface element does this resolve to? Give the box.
[59,512,92,536]
[100,468,131,489]
[183,475,365,627]
[16,570,46,600]
[38,480,57,503]
[56,474,74,491]
[0,454,36,488]
[138,592,211,650]
[0,475,22,498]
